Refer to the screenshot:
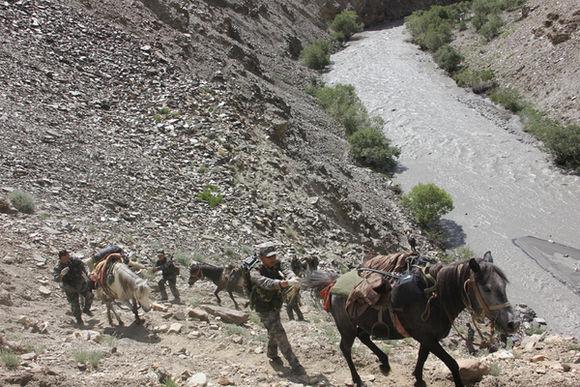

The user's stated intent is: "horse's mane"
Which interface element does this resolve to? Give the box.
[425,258,508,321]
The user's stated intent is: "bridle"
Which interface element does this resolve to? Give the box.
[422,262,511,347]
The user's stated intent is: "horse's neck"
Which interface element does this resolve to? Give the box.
[430,262,469,321]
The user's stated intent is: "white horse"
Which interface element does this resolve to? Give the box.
[95,261,152,326]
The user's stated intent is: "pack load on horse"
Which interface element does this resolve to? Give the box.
[188,262,247,310]
[303,251,520,387]
[91,250,151,326]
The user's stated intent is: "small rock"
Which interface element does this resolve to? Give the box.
[188,308,210,322]
[532,354,547,362]
[152,303,169,312]
[217,376,233,385]
[168,323,183,334]
[38,286,51,296]
[186,372,207,387]
[0,291,13,306]
[21,352,37,361]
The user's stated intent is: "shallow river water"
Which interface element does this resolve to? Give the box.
[324,23,580,337]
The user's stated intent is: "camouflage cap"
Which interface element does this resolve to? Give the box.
[256,242,278,257]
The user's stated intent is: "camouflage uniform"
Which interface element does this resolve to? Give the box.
[154,253,180,301]
[249,244,303,372]
[53,256,93,323]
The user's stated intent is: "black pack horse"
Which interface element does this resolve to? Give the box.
[303,251,520,387]
[188,262,247,310]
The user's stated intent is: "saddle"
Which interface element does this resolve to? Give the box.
[92,253,123,294]
[344,252,416,321]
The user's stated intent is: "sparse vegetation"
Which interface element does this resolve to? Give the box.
[402,183,454,227]
[8,189,36,214]
[433,44,463,73]
[174,250,194,266]
[299,38,330,70]
[197,184,223,208]
[440,246,476,263]
[525,326,545,336]
[163,376,179,387]
[72,348,104,368]
[330,10,363,42]
[1,349,19,368]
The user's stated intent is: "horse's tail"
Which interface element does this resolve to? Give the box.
[303,270,338,313]
[302,270,338,291]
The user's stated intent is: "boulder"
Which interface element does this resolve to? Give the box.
[457,359,490,383]
[199,305,249,325]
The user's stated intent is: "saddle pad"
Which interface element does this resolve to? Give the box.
[331,270,362,297]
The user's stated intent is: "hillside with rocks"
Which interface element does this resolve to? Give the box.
[1,0,579,386]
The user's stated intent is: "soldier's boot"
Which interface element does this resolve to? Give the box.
[295,307,304,321]
[83,291,94,316]
[169,283,181,303]
[75,315,84,325]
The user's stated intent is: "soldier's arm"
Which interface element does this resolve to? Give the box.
[53,264,63,282]
[280,261,297,280]
[250,269,282,289]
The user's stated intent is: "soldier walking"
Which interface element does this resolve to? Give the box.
[53,250,94,325]
[248,242,305,375]
[152,250,181,303]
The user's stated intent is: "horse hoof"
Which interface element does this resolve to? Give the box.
[414,381,426,387]
[379,364,391,375]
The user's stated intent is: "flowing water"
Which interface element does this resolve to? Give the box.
[324,23,580,337]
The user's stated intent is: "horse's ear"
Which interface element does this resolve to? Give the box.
[469,258,480,273]
[483,251,493,263]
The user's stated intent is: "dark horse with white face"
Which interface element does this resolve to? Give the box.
[303,252,519,387]
[188,262,247,310]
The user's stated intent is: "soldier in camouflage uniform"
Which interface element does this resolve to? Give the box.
[53,250,94,325]
[286,256,304,321]
[249,242,305,375]
[152,250,181,303]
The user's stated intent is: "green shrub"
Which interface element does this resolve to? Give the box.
[163,376,179,387]
[330,10,363,42]
[402,183,454,227]
[312,84,368,135]
[348,127,400,171]
[197,184,223,208]
[8,190,36,213]
[544,124,580,171]
[1,349,19,368]
[300,39,330,70]
[433,45,463,72]
[453,68,496,93]
[424,22,452,52]
[479,14,504,40]
[440,246,476,263]
[490,87,525,113]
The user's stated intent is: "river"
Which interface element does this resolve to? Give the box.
[324,23,580,338]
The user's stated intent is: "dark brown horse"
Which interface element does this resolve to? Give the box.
[188,262,247,310]
[303,251,519,387]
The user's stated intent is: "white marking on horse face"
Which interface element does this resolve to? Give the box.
[138,280,152,312]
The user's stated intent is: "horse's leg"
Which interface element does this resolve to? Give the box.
[132,297,143,324]
[108,301,124,326]
[228,291,239,310]
[423,341,463,387]
[357,329,390,375]
[214,288,222,305]
[339,332,364,387]
[412,343,430,387]
[106,302,114,326]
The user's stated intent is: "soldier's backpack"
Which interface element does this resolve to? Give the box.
[93,245,123,264]
[241,253,259,295]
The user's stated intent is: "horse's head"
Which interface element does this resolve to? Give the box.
[188,263,202,286]
[136,280,152,312]
[468,252,520,334]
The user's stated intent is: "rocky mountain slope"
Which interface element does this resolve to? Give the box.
[1,0,579,386]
